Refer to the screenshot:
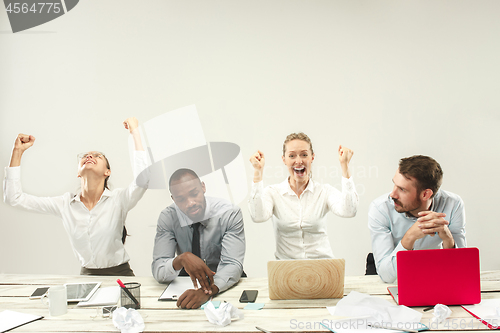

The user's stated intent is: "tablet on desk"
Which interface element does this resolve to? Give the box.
[64,282,101,302]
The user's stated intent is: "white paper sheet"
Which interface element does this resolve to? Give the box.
[0,310,43,332]
[159,277,201,301]
[463,299,500,328]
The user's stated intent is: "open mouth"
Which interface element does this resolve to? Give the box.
[293,166,306,176]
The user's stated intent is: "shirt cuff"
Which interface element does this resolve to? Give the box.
[341,176,355,190]
[133,150,148,168]
[394,241,410,253]
[132,150,149,185]
[164,258,182,278]
[4,166,21,179]
[133,150,147,157]
[213,275,229,293]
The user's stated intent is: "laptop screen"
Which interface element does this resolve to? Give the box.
[396,247,480,306]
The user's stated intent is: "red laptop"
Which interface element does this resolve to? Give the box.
[388,247,481,307]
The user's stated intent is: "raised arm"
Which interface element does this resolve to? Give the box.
[338,145,353,179]
[9,134,35,167]
[325,145,358,217]
[123,117,144,151]
[250,150,265,183]
[118,117,149,211]
[4,134,64,216]
[248,150,274,222]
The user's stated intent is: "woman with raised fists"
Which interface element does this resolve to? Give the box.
[248,132,358,260]
[3,117,149,276]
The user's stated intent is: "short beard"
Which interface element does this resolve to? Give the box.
[393,197,422,216]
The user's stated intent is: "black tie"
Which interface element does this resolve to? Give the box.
[191,222,201,258]
[178,222,202,277]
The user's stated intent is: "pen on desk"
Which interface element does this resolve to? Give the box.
[256,326,272,333]
[367,324,419,333]
[423,306,434,312]
[116,279,140,307]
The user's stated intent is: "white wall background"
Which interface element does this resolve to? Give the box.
[1,0,499,278]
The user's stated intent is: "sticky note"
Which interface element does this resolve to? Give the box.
[244,303,265,310]
[201,300,221,309]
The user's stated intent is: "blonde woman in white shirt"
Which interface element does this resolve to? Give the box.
[3,117,149,276]
[248,132,358,259]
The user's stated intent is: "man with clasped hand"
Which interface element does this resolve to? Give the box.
[152,168,245,309]
[368,155,466,283]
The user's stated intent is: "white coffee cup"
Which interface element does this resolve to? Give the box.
[41,285,67,316]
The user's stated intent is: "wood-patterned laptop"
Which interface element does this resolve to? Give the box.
[267,259,345,300]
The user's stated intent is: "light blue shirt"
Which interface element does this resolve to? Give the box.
[151,196,245,292]
[368,190,466,283]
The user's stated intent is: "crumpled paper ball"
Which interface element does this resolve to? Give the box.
[112,307,145,333]
[432,304,452,324]
[204,301,243,326]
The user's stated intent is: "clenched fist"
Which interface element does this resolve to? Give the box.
[338,145,353,165]
[250,150,265,183]
[14,134,35,152]
[123,117,139,133]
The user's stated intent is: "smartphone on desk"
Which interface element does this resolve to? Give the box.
[29,287,50,299]
[239,290,258,303]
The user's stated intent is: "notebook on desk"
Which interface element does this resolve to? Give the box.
[388,247,481,306]
[267,258,345,300]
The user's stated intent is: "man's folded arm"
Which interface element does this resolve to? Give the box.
[368,203,401,284]
[448,198,467,248]
[152,211,180,283]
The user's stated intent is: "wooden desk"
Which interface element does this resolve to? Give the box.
[1,272,499,332]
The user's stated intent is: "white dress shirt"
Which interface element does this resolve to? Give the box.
[248,177,358,259]
[3,151,149,269]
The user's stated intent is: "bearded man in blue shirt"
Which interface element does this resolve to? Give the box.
[368,155,466,283]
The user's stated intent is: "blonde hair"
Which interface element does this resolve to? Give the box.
[282,132,314,156]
